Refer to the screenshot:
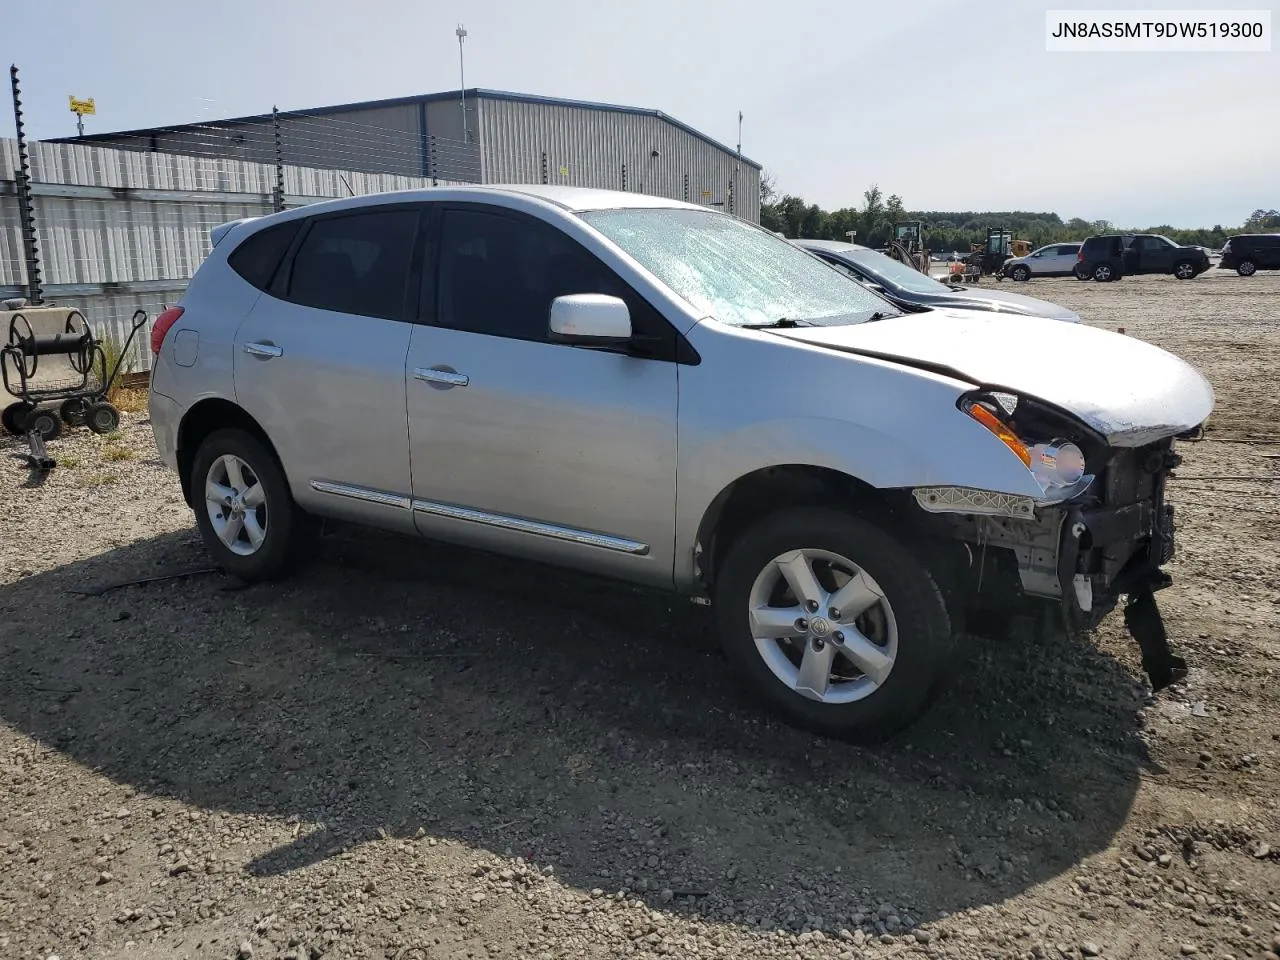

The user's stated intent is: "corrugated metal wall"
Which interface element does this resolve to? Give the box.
[477,98,761,223]
[0,138,443,371]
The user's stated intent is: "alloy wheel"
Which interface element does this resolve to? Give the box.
[747,548,898,704]
[204,454,269,556]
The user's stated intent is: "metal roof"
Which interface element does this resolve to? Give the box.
[50,88,762,171]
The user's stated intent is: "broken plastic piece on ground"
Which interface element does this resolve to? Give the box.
[1123,585,1188,692]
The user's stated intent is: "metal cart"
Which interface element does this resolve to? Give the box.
[1,302,149,470]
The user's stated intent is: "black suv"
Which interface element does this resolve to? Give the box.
[1077,234,1211,282]
[1218,233,1280,276]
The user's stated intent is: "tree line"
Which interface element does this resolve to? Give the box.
[759,174,1279,253]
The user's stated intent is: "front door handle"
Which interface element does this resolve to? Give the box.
[413,367,469,388]
[243,341,283,359]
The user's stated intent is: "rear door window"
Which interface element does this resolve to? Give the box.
[228,220,302,290]
[283,209,421,321]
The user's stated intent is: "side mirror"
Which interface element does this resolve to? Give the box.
[548,294,632,345]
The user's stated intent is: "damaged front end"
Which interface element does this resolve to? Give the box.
[914,390,1198,691]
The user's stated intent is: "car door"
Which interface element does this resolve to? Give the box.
[1136,236,1173,273]
[403,203,681,588]
[232,204,422,534]
[1260,236,1280,268]
[1047,245,1078,274]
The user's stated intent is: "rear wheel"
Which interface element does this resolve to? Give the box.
[85,401,120,435]
[713,507,952,741]
[1093,263,1116,282]
[191,428,312,581]
[1236,259,1257,277]
[60,397,90,427]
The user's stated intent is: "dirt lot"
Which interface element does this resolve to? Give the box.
[2,271,1278,960]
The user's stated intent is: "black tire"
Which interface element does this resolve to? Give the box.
[28,407,62,441]
[190,428,312,582]
[2,402,34,436]
[1236,259,1257,277]
[1010,265,1031,282]
[60,397,90,427]
[712,506,953,742]
[85,401,120,435]
[1093,263,1117,282]
[1173,260,1198,280]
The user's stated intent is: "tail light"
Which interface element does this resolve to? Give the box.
[150,306,184,355]
[1077,249,1085,261]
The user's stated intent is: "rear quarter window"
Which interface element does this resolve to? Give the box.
[227,220,302,291]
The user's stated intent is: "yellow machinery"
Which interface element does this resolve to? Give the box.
[959,229,1032,283]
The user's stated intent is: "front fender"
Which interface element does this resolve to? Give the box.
[673,408,1050,589]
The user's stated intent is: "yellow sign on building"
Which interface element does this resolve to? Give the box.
[68,96,96,115]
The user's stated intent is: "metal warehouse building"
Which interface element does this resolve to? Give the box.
[58,89,762,223]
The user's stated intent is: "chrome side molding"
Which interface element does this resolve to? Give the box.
[309,480,649,556]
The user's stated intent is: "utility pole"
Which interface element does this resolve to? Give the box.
[735,110,742,219]
[456,24,468,143]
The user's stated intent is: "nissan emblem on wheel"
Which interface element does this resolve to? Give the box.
[148,185,1215,741]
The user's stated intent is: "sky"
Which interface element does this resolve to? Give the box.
[7,0,1278,228]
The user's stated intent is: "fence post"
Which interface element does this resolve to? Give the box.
[9,64,43,305]
[272,105,284,212]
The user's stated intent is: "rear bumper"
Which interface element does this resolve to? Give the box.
[148,389,182,473]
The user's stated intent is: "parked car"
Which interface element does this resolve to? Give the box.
[1001,242,1082,281]
[1218,233,1280,276]
[149,185,1213,740]
[795,239,1081,322]
[1077,234,1211,282]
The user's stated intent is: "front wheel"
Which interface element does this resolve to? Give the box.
[1173,260,1198,280]
[1073,264,1090,280]
[1010,265,1031,282]
[191,428,312,582]
[713,507,953,741]
[2,402,34,436]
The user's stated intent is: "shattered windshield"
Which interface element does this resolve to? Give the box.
[579,208,895,327]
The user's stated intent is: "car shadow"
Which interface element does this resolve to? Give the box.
[0,524,1156,932]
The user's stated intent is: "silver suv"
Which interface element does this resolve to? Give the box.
[149,185,1214,740]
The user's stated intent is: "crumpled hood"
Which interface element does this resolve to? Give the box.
[772,310,1215,447]
[927,287,1080,322]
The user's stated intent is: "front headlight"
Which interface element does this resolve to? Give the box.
[961,394,1095,501]
[1030,439,1086,488]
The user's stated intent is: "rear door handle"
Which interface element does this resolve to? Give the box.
[243,341,283,359]
[413,367,469,388]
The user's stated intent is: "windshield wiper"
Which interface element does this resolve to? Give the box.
[741,317,814,329]
[866,311,895,322]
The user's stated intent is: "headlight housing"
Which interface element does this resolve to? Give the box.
[960,391,1099,501]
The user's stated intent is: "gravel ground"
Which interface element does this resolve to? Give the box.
[2,270,1278,960]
